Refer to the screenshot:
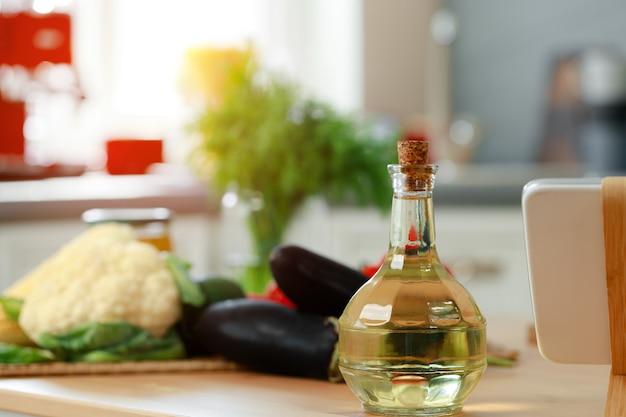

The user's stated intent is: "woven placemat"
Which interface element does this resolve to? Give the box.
[0,357,239,377]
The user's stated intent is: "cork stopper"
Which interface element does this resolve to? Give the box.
[397,139,429,166]
[397,139,434,191]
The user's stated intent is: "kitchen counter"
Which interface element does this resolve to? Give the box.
[432,161,587,206]
[0,168,218,221]
[0,319,612,417]
[0,163,588,221]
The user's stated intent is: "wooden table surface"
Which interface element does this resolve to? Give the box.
[0,319,611,417]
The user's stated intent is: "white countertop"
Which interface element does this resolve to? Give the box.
[0,162,588,221]
[0,170,216,221]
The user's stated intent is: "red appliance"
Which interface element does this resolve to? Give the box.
[105,139,164,175]
[0,12,72,68]
[0,95,26,156]
[0,10,74,175]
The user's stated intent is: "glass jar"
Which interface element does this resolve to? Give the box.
[338,163,487,416]
[82,207,174,252]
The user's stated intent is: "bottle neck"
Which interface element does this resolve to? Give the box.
[386,164,440,265]
[389,193,438,259]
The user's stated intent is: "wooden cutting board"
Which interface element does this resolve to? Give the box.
[0,357,239,377]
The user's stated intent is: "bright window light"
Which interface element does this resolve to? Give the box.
[110,0,268,117]
[32,0,56,14]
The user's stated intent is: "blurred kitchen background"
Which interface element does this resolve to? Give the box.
[2,0,626,322]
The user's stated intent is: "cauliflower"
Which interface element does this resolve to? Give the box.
[17,223,182,342]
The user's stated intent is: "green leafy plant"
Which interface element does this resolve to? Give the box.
[187,52,398,293]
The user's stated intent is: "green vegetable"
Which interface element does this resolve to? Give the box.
[0,251,200,365]
[0,322,185,365]
[38,322,185,363]
[487,356,516,367]
[177,276,246,357]
[39,321,137,353]
[0,246,201,365]
[0,297,23,322]
[0,343,56,364]
[162,252,206,307]
[197,276,246,306]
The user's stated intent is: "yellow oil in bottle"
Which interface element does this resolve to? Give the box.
[339,259,486,416]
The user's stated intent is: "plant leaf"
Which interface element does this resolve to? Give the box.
[0,297,23,322]
[37,322,185,363]
[162,252,206,307]
[0,343,56,364]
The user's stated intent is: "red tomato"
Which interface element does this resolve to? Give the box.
[360,256,385,278]
[248,281,297,309]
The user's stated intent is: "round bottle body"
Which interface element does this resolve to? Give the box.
[338,261,487,416]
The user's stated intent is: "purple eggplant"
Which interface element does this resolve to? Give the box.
[269,244,368,317]
[191,298,341,381]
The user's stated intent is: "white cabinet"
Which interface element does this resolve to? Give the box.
[435,207,532,321]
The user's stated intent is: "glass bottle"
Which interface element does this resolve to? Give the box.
[338,145,487,416]
[82,207,174,252]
